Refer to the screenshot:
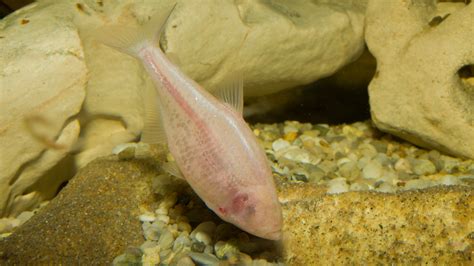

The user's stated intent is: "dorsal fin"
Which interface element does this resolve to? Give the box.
[211,73,244,115]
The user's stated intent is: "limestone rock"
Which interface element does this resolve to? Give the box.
[365,0,474,158]
[0,1,87,217]
[0,155,159,265]
[279,183,473,264]
[0,0,367,218]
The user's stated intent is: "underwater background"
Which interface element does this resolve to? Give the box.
[0,0,473,265]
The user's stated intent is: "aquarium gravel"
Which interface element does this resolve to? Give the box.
[113,120,473,265]
[257,120,473,193]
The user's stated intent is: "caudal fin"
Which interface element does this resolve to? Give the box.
[91,3,176,57]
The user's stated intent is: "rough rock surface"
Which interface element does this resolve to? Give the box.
[0,153,162,265]
[0,1,87,217]
[279,183,473,265]
[1,152,471,265]
[365,0,474,159]
[0,0,367,218]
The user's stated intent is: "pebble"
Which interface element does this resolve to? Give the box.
[190,221,216,239]
[173,235,192,252]
[349,182,370,191]
[111,143,136,160]
[188,252,220,265]
[438,175,462,186]
[158,229,175,250]
[156,214,170,224]
[327,178,349,194]
[412,159,436,176]
[175,255,195,266]
[159,249,175,264]
[403,179,434,190]
[376,182,396,193]
[337,160,359,181]
[195,231,212,245]
[362,160,383,179]
[112,252,142,266]
[272,139,290,152]
[214,241,240,259]
[142,245,161,265]
[178,221,192,233]
[394,158,412,173]
[139,212,156,222]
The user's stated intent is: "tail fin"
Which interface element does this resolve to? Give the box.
[91,3,176,57]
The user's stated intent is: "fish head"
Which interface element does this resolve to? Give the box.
[219,186,283,240]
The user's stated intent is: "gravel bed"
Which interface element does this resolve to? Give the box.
[255,120,473,194]
[113,191,283,265]
[114,120,473,265]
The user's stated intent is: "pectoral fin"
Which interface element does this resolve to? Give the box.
[162,161,184,179]
[211,73,244,115]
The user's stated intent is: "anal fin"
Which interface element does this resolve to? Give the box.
[141,87,167,145]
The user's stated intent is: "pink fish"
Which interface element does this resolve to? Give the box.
[95,4,282,240]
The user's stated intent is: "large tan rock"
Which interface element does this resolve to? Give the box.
[0,2,87,217]
[0,0,366,217]
[365,1,474,159]
[280,183,473,264]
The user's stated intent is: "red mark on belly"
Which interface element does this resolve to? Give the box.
[231,193,249,213]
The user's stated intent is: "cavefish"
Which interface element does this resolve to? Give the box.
[94,4,283,240]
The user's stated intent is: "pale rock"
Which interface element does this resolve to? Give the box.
[0,1,86,217]
[438,175,462,186]
[272,138,291,152]
[412,159,436,176]
[327,177,349,194]
[366,0,474,159]
[362,160,383,179]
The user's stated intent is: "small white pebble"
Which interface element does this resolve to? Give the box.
[283,125,298,134]
[376,182,396,193]
[327,178,349,194]
[349,182,369,191]
[195,231,212,245]
[404,179,434,190]
[362,160,383,179]
[190,221,216,239]
[439,175,462,186]
[139,212,156,223]
[177,221,192,233]
[272,138,290,152]
[394,158,412,173]
[155,214,170,224]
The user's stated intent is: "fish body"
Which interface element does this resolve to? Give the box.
[95,5,282,240]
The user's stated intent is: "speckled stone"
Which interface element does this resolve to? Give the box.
[280,183,473,265]
[0,150,165,265]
